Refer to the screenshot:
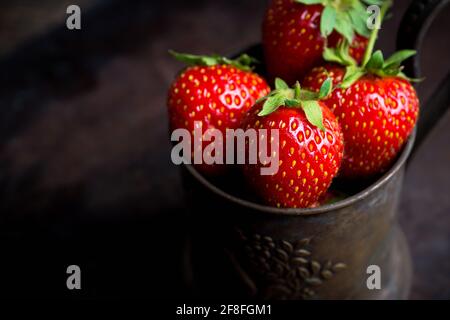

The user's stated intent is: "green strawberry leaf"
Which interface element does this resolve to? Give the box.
[169,50,220,66]
[341,65,365,88]
[321,6,337,38]
[294,0,324,4]
[256,78,328,130]
[285,99,301,107]
[236,53,259,65]
[301,101,325,131]
[366,49,418,80]
[319,78,333,99]
[255,96,266,104]
[348,4,371,37]
[337,40,357,65]
[297,0,387,53]
[222,54,259,71]
[381,67,402,76]
[231,54,260,71]
[334,12,354,43]
[275,78,289,90]
[323,46,344,64]
[300,90,319,101]
[169,51,258,71]
[366,50,384,70]
[258,95,286,116]
[362,0,384,5]
[383,50,416,69]
[323,40,356,66]
[398,72,425,83]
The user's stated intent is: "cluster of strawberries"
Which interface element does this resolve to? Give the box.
[167,0,419,209]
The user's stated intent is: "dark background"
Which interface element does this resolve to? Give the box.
[0,0,448,299]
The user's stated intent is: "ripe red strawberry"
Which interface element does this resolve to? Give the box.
[302,4,419,178]
[167,51,270,175]
[241,78,344,208]
[263,0,371,84]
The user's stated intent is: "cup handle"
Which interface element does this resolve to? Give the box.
[397,0,450,157]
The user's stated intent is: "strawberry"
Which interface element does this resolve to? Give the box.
[241,78,344,208]
[262,0,373,84]
[167,51,270,175]
[302,2,419,178]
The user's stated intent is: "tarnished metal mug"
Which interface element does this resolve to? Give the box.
[183,133,413,299]
[180,0,449,299]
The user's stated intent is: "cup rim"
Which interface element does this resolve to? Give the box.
[184,129,416,216]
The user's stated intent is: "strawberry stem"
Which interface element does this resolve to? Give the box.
[294,82,301,100]
[361,0,392,68]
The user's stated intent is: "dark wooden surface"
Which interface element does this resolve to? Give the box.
[0,0,449,299]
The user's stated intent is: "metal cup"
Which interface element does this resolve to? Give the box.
[180,0,449,299]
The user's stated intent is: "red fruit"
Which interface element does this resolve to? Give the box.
[302,65,419,178]
[263,0,369,84]
[168,52,270,175]
[241,79,344,208]
[302,1,419,178]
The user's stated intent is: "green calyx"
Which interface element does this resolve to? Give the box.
[257,78,333,131]
[323,0,420,88]
[295,0,383,42]
[169,50,258,72]
[363,49,418,80]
